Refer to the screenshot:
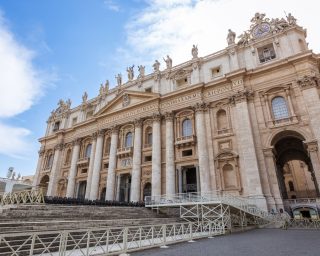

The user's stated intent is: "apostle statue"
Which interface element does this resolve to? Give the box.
[227,29,236,45]
[191,44,198,59]
[115,73,122,87]
[82,91,88,103]
[6,167,14,179]
[138,65,145,78]
[286,13,297,25]
[163,55,173,69]
[153,60,160,72]
[99,83,105,96]
[126,65,134,81]
[105,80,109,93]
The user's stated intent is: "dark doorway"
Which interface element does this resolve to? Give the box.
[119,174,131,202]
[77,181,87,200]
[183,167,197,193]
[143,182,151,201]
[39,175,49,195]
[100,187,106,201]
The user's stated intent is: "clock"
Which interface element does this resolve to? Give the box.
[252,22,271,38]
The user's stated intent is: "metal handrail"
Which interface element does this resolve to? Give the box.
[0,221,225,255]
[0,189,44,206]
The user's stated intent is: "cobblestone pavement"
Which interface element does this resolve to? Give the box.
[131,229,320,256]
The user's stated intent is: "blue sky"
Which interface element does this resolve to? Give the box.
[0,0,320,177]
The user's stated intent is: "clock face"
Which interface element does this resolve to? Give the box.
[253,23,271,38]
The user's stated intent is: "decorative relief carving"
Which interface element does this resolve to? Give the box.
[305,141,319,153]
[164,112,174,121]
[38,148,46,156]
[54,143,64,151]
[152,113,161,122]
[229,89,254,104]
[110,125,119,134]
[97,129,105,137]
[121,158,132,167]
[48,99,71,122]
[73,138,82,146]
[297,75,318,89]
[122,93,130,107]
[193,102,208,112]
[134,118,143,128]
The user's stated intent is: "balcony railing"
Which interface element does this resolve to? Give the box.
[217,128,232,135]
[175,135,196,148]
[77,157,90,167]
[143,143,152,149]
[117,147,133,158]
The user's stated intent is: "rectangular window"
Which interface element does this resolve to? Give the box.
[145,87,152,93]
[104,163,109,169]
[182,149,193,157]
[211,66,222,78]
[72,117,78,126]
[145,155,152,162]
[258,44,276,63]
[176,77,189,87]
[53,121,60,132]
[81,169,87,174]
[86,110,94,119]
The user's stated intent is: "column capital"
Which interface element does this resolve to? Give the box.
[164,112,174,121]
[193,102,208,112]
[229,89,254,105]
[305,140,319,153]
[134,118,143,128]
[297,75,319,90]
[110,125,119,134]
[73,138,82,146]
[38,148,45,156]
[54,143,64,151]
[263,147,274,157]
[91,132,98,140]
[97,129,105,137]
[152,113,161,122]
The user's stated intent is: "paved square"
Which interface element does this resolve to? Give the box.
[131,229,320,256]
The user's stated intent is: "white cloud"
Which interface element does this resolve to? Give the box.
[119,0,320,72]
[0,122,33,159]
[104,0,120,12]
[0,12,50,159]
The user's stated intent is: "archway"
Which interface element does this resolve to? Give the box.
[119,174,131,202]
[272,131,319,200]
[77,181,87,200]
[39,175,49,195]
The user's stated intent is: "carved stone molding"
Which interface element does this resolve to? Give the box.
[164,112,174,121]
[262,147,274,157]
[73,138,82,146]
[110,125,119,134]
[153,72,161,82]
[134,118,143,128]
[229,89,254,105]
[152,113,161,122]
[54,143,64,151]
[38,148,45,156]
[305,141,319,153]
[97,129,105,137]
[193,102,208,112]
[91,132,98,140]
[297,75,318,90]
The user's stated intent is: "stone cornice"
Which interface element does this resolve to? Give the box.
[229,89,254,105]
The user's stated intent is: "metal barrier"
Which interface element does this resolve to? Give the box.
[0,189,44,206]
[145,191,269,219]
[283,219,320,229]
[0,221,225,256]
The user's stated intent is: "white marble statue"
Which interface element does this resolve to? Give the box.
[163,55,172,69]
[116,73,122,86]
[138,65,145,78]
[127,65,135,81]
[153,60,160,72]
[227,29,236,45]
[191,44,198,59]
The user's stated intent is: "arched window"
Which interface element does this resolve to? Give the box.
[125,132,133,147]
[85,144,92,158]
[271,96,289,120]
[223,164,237,189]
[217,109,228,131]
[65,149,71,165]
[104,137,111,155]
[46,154,54,169]
[288,181,295,192]
[145,127,152,145]
[182,118,192,137]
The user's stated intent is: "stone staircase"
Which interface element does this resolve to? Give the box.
[0,204,181,233]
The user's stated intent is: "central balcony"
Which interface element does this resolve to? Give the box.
[175,135,196,148]
[117,147,133,158]
[77,157,90,167]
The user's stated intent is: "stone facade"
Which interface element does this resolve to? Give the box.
[34,13,320,212]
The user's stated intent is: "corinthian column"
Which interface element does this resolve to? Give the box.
[131,119,143,202]
[306,141,320,193]
[32,148,45,189]
[106,126,119,200]
[151,113,162,197]
[165,112,175,195]
[194,103,211,193]
[47,143,64,196]
[89,130,105,200]
[85,133,97,199]
[66,138,81,197]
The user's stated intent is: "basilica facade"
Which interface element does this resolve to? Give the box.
[33,13,320,214]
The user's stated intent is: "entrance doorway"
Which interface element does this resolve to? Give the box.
[182,166,198,193]
[272,132,319,200]
[77,181,87,200]
[119,174,131,202]
[143,183,151,201]
[39,175,49,195]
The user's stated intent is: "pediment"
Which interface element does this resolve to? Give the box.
[95,90,159,116]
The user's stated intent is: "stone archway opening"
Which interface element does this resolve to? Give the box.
[143,182,151,201]
[39,175,49,195]
[272,131,319,200]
